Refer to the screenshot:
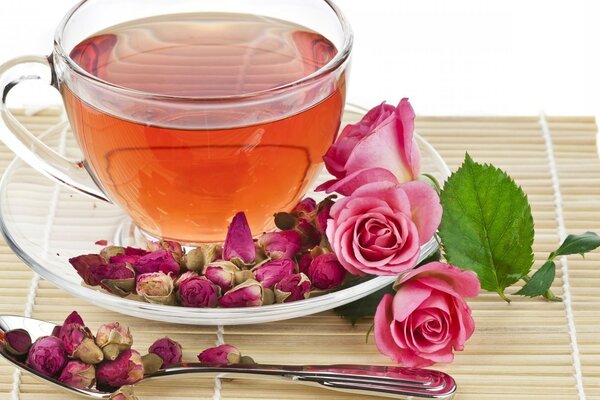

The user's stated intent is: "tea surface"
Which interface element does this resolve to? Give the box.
[64,13,344,242]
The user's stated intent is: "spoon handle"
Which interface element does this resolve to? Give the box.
[147,363,456,399]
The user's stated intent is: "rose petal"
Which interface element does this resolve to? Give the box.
[392,281,432,321]
[401,181,442,245]
[398,262,480,298]
[319,167,399,195]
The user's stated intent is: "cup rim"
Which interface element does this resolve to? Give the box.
[53,0,353,102]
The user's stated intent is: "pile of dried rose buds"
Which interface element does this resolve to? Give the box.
[69,198,348,307]
[1,311,249,399]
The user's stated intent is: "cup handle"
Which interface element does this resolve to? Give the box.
[0,55,109,201]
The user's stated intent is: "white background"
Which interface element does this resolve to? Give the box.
[1,0,599,118]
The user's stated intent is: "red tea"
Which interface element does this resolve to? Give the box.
[63,13,345,242]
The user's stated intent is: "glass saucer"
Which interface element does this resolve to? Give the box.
[0,105,450,325]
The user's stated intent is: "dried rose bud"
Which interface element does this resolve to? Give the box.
[178,276,220,308]
[51,326,62,338]
[257,231,301,260]
[148,337,182,368]
[109,386,139,400]
[59,323,104,364]
[58,360,96,389]
[173,271,198,288]
[252,259,294,289]
[3,329,32,356]
[100,246,125,262]
[96,322,133,361]
[97,262,136,297]
[307,253,346,290]
[26,336,67,377]
[297,253,313,274]
[197,344,241,364]
[136,272,176,305]
[185,244,218,272]
[96,349,144,388]
[223,212,256,265]
[110,247,150,265]
[234,269,255,285]
[63,311,85,326]
[315,198,334,234]
[292,198,317,217]
[203,261,239,292]
[274,273,311,303]
[53,311,86,338]
[141,353,163,375]
[133,250,180,276]
[220,279,273,308]
[69,254,107,286]
[148,240,185,267]
[273,212,297,231]
[295,218,322,249]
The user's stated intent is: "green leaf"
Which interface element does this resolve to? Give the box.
[438,153,535,300]
[334,281,395,325]
[550,231,600,259]
[515,260,556,297]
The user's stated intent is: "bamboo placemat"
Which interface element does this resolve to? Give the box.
[0,109,598,400]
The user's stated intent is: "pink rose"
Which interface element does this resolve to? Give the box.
[317,99,420,195]
[326,180,441,276]
[374,262,480,367]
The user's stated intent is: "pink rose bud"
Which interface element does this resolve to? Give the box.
[177,276,220,308]
[109,247,149,265]
[203,261,239,292]
[148,338,182,368]
[307,254,346,290]
[274,273,311,303]
[294,218,322,249]
[292,198,317,216]
[223,212,256,264]
[95,322,133,361]
[148,240,185,267]
[100,246,125,261]
[133,250,180,276]
[297,253,313,274]
[52,311,84,338]
[317,99,420,195]
[315,199,334,234]
[3,329,32,356]
[252,259,294,288]
[69,254,107,286]
[257,231,301,260]
[185,244,218,272]
[375,262,480,368]
[26,336,67,377]
[63,311,85,326]
[59,323,104,364]
[197,344,241,364]
[136,272,176,305]
[173,271,198,288]
[96,349,144,388]
[220,279,273,308]
[96,262,136,297]
[58,360,96,389]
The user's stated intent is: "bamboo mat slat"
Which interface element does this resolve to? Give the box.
[0,109,598,400]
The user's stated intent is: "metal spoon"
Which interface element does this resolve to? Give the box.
[0,315,456,399]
